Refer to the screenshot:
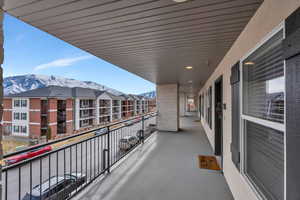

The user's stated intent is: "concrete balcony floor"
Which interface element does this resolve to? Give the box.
[73,114,233,200]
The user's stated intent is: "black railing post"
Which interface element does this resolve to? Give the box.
[142,116,145,144]
[107,126,110,173]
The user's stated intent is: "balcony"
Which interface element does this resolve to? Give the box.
[72,114,233,200]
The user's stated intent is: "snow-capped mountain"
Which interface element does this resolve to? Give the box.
[3,74,124,96]
[140,91,156,98]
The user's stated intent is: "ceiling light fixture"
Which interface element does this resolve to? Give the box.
[185,66,193,70]
[173,0,188,2]
[188,80,193,83]
[244,61,255,66]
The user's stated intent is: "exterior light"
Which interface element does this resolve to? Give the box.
[185,66,193,70]
[173,0,188,2]
[245,61,255,66]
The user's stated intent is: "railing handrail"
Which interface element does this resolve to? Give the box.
[2,112,158,200]
[3,112,157,159]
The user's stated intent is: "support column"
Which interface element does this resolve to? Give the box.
[179,92,186,117]
[157,84,179,132]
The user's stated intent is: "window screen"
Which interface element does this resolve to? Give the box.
[244,121,284,200]
[243,30,284,123]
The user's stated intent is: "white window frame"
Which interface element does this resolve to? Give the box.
[13,98,28,109]
[239,22,286,200]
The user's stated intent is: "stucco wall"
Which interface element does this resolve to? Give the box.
[198,1,300,200]
[157,84,179,131]
[179,92,186,117]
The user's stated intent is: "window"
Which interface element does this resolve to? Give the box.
[13,112,27,120]
[14,100,20,107]
[205,87,212,128]
[241,29,284,200]
[13,125,19,133]
[21,100,27,107]
[208,87,212,128]
[13,99,27,107]
[21,113,27,120]
[243,30,284,123]
[13,125,26,133]
[201,94,204,117]
[21,126,27,133]
[13,112,20,120]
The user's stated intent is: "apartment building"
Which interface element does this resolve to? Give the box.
[3,86,155,139]
[73,87,97,130]
[111,94,122,122]
[3,86,74,139]
[120,94,135,118]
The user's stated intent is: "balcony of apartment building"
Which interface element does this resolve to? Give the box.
[99,108,111,124]
[79,118,94,128]
[70,113,233,200]
[40,100,48,116]
[57,122,67,135]
[3,1,300,200]
[80,99,95,109]
[99,99,111,108]
[80,109,95,119]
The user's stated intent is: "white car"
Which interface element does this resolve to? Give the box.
[119,136,139,151]
[94,127,108,136]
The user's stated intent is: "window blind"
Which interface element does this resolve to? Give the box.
[245,121,284,200]
[243,30,284,123]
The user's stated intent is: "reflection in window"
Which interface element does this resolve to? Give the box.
[243,30,284,123]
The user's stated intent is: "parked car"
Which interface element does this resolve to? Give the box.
[124,120,135,126]
[94,127,108,136]
[5,145,52,165]
[22,173,86,200]
[147,124,157,133]
[119,136,139,151]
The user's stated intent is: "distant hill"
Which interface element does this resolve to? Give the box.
[140,91,156,98]
[3,74,124,96]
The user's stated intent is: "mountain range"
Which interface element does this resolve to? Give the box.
[3,74,156,97]
[139,91,156,98]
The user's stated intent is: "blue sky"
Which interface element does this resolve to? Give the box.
[2,14,155,94]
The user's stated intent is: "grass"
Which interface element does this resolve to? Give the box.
[2,139,29,155]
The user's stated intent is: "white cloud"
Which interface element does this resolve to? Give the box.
[34,55,92,71]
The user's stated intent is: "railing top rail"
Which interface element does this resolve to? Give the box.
[3,112,157,159]
[2,112,157,171]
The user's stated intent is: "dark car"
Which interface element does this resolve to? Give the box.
[145,124,157,135]
[22,173,86,200]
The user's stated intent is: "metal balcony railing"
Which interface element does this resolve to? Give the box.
[2,113,157,200]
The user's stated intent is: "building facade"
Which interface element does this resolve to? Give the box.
[3,86,156,139]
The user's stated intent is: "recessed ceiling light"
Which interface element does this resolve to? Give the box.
[185,66,193,70]
[244,61,255,65]
[173,0,188,2]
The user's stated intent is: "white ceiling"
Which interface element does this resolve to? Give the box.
[2,0,262,95]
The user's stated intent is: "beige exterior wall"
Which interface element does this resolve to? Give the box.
[157,84,179,131]
[198,1,300,200]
